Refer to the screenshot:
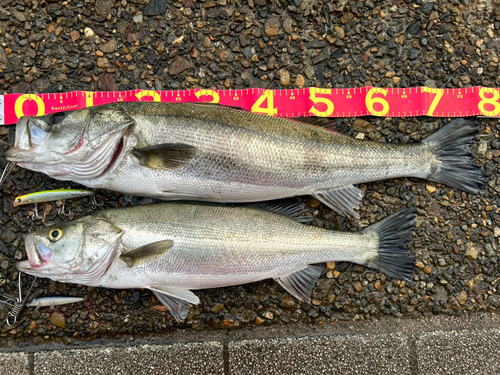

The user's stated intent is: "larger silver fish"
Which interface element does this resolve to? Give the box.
[16,202,416,321]
[5,103,484,217]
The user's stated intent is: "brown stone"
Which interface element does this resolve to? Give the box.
[70,30,80,42]
[309,198,321,208]
[218,49,230,62]
[280,69,290,86]
[255,317,265,325]
[153,305,167,311]
[100,39,118,54]
[169,56,190,75]
[353,119,375,132]
[281,296,296,309]
[95,0,112,16]
[464,45,475,55]
[333,25,345,39]
[264,17,280,37]
[50,312,66,329]
[203,36,211,48]
[374,281,382,290]
[295,74,305,88]
[326,261,336,270]
[456,291,467,305]
[353,282,363,293]
[211,303,224,313]
[97,58,110,68]
[465,243,478,260]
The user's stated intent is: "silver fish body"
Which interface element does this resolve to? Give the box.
[5,103,484,217]
[16,202,416,321]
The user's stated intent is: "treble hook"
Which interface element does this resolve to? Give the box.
[57,201,71,217]
[91,195,104,209]
[31,204,46,221]
[0,162,14,188]
[6,273,37,326]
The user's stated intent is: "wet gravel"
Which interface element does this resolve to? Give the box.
[0,0,499,346]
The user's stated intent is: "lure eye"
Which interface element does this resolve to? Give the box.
[49,229,63,242]
[17,198,22,203]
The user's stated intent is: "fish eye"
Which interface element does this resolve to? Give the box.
[49,112,66,124]
[17,198,22,203]
[49,229,63,242]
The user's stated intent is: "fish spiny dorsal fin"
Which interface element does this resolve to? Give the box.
[275,265,325,302]
[120,240,174,268]
[251,200,313,223]
[131,144,197,171]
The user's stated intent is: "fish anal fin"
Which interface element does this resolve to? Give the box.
[275,265,324,303]
[252,200,313,223]
[120,240,174,268]
[131,143,197,171]
[150,286,200,322]
[312,185,364,218]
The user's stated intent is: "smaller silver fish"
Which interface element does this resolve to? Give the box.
[27,296,84,309]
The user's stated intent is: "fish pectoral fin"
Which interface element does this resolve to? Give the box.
[131,143,197,171]
[119,240,174,268]
[275,265,324,303]
[251,200,313,223]
[150,286,200,322]
[312,185,364,219]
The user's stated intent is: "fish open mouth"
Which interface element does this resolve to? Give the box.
[15,234,37,271]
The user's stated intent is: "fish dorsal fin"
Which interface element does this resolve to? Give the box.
[291,116,339,133]
[150,286,200,322]
[185,101,247,112]
[120,240,174,268]
[131,143,197,171]
[312,185,364,218]
[252,200,313,223]
[275,265,324,303]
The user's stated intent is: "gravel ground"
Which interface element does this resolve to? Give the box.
[0,0,499,346]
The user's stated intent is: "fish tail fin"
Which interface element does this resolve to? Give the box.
[362,208,417,280]
[422,118,485,195]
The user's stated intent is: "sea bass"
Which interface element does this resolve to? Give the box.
[16,202,416,321]
[6,103,484,217]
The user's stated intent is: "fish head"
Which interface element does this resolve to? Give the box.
[6,104,135,180]
[16,216,123,284]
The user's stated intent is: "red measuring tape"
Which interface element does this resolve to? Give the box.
[2,86,500,125]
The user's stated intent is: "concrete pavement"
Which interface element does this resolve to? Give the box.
[1,313,500,375]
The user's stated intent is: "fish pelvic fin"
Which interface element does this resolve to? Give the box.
[275,264,324,303]
[150,286,200,322]
[423,118,485,195]
[131,143,197,171]
[120,240,174,268]
[362,208,417,280]
[312,185,364,218]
